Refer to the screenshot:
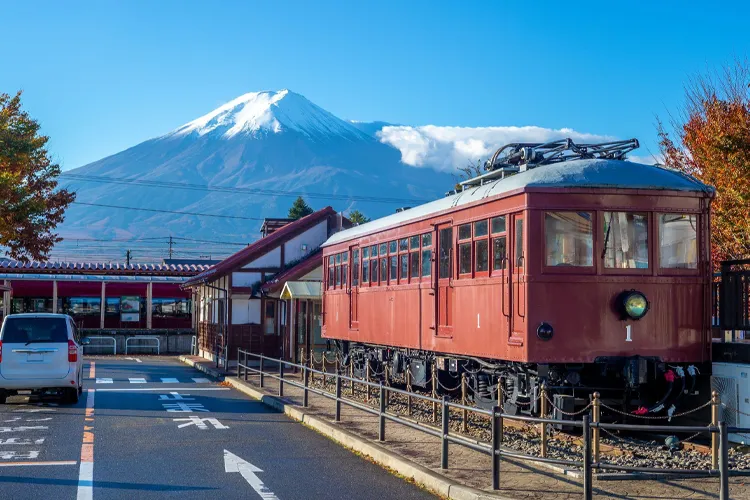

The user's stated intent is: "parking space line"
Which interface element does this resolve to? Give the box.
[192,378,211,384]
[128,378,147,384]
[95,378,113,384]
[77,389,95,500]
[0,460,76,467]
[160,378,179,383]
[89,362,95,379]
[95,388,230,392]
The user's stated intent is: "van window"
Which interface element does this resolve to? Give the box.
[2,317,69,343]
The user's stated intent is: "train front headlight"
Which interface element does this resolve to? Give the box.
[620,290,649,320]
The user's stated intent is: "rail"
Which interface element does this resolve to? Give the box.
[125,336,160,355]
[237,349,740,500]
[191,335,197,356]
[82,336,116,355]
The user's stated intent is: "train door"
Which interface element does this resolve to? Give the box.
[349,246,359,330]
[509,212,525,344]
[436,224,454,337]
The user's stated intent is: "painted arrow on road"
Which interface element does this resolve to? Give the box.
[224,450,279,499]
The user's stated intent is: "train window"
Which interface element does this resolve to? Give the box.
[422,233,432,247]
[328,256,334,266]
[363,247,369,259]
[458,224,471,240]
[544,212,592,267]
[438,227,453,279]
[389,241,397,254]
[659,214,698,269]
[459,243,471,274]
[362,260,370,283]
[379,243,387,256]
[352,250,360,286]
[492,236,507,270]
[399,239,408,251]
[400,254,408,281]
[380,258,388,284]
[390,256,398,280]
[342,264,348,286]
[328,264,334,287]
[491,216,506,234]
[371,259,378,283]
[603,212,649,269]
[475,240,489,272]
[410,252,420,278]
[371,245,378,257]
[474,220,488,237]
[410,235,420,250]
[342,252,348,262]
[335,265,342,286]
[515,218,525,268]
[421,249,431,276]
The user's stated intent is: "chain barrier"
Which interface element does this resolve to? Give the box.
[722,402,750,418]
[544,393,593,416]
[437,377,463,392]
[600,400,711,420]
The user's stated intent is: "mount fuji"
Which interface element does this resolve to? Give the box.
[58,90,455,256]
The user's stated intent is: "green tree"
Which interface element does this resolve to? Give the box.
[348,209,371,225]
[0,91,75,262]
[287,196,313,220]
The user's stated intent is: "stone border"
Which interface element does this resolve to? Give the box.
[179,355,512,500]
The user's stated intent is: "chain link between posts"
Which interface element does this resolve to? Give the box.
[600,400,711,420]
[543,393,593,416]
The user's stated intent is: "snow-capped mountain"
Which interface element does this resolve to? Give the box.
[57,90,455,258]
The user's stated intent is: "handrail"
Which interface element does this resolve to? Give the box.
[82,336,116,355]
[125,336,160,355]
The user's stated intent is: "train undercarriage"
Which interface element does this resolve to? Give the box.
[336,341,707,421]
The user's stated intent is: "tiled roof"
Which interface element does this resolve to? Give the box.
[184,207,335,288]
[0,260,209,276]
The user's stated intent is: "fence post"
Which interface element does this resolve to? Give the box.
[583,415,592,500]
[407,367,413,416]
[497,377,504,411]
[378,382,385,441]
[431,361,438,423]
[237,348,241,378]
[259,356,264,388]
[441,395,449,469]
[278,359,284,397]
[303,365,309,408]
[384,365,390,407]
[309,349,314,386]
[322,353,328,389]
[712,390,721,469]
[366,361,371,403]
[461,373,468,433]
[491,405,501,490]
[592,392,601,463]
[719,420,729,500]
[335,371,342,422]
[349,361,354,396]
[540,383,548,458]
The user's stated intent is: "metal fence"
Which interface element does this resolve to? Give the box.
[237,348,745,500]
[717,259,750,330]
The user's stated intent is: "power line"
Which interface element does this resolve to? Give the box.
[60,173,427,204]
[71,201,265,221]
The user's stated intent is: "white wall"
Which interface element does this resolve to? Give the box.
[231,297,261,325]
[300,266,322,281]
[242,247,281,269]
[284,221,328,264]
[232,272,262,288]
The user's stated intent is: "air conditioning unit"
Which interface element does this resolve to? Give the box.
[711,362,750,444]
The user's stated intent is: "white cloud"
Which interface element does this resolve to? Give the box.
[377,125,615,172]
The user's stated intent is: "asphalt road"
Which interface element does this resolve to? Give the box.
[0,356,435,499]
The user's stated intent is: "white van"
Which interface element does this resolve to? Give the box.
[0,314,89,404]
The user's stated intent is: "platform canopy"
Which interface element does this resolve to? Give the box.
[280,281,321,300]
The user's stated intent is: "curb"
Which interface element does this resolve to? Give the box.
[179,356,512,500]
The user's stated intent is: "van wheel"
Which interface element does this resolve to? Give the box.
[64,388,79,405]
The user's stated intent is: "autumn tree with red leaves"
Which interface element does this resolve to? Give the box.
[658,61,750,263]
[0,91,75,262]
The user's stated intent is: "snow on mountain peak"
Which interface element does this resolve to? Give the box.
[170,89,363,140]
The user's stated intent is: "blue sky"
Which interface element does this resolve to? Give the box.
[2,0,748,170]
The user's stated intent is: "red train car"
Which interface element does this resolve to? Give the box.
[321,140,714,415]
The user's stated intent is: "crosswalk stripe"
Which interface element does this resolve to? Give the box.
[95,378,113,384]
[192,378,210,384]
[129,378,147,384]
[160,378,179,383]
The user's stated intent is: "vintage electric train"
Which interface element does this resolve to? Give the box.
[321,139,714,416]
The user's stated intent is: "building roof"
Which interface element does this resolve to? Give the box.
[184,207,335,288]
[0,260,208,277]
[280,281,321,300]
[324,158,714,247]
[163,258,222,266]
[260,248,322,294]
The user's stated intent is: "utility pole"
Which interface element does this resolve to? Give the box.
[168,236,174,259]
[126,250,132,266]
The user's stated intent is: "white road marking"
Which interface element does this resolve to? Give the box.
[129,378,147,384]
[77,389,95,500]
[162,402,208,412]
[0,451,40,460]
[2,417,21,422]
[25,418,53,422]
[96,378,113,384]
[192,378,211,384]
[160,378,179,383]
[0,438,45,445]
[95,388,229,392]
[224,450,278,499]
[124,357,143,363]
[159,392,194,401]
[13,409,56,413]
[0,460,75,467]
[175,416,229,430]
[0,426,48,433]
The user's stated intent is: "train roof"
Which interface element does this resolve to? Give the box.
[324,158,713,247]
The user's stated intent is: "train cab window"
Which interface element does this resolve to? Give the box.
[438,227,453,279]
[399,239,408,251]
[459,242,472,275]
[421,233,432,277]
[380,258,388,284]
[458,224,471,240]
[389,241,397,254]
[515,217,525,268]
[544,212,592,267]
[390,255,398,280]
[352,249,360,286]
[603,212,649,269]
[659,214,698,269]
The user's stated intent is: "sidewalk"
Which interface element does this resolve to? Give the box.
[179,355,747,500]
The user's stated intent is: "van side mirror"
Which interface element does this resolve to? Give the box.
[81,337,91,346]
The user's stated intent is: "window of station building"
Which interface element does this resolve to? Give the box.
[544,212,593,267]
[659,214,698,269]
[458,224,471,241]
[106,297,121,315]
[603,212,649,269]
[64,297,101,316]
[152,298,191,318]
[421,233,432,277]
[352,249,360,286]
